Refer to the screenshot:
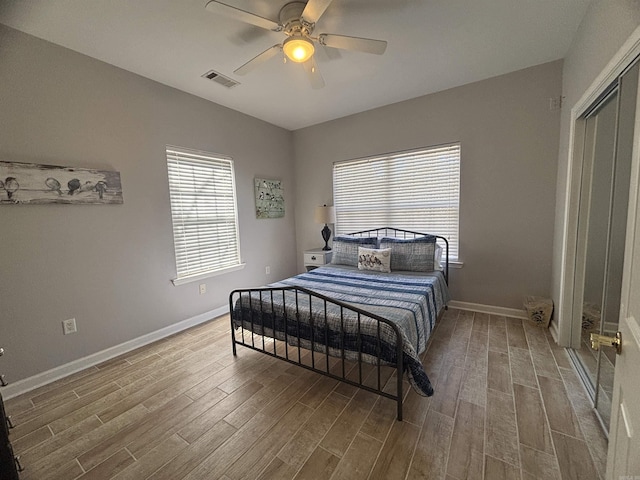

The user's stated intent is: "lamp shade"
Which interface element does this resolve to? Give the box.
[283,36,315,63]
[314,205,336,224]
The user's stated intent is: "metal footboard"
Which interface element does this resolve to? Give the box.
[229,285,405,421]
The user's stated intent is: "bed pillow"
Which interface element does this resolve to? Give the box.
[357,247,391,273]
[331,236,378,267]
[379,236,436,272]
[435,243,444,271]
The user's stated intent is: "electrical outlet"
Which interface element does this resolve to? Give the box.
[265,266,271,275]
[199,283,206,295]
[62,318,77,335]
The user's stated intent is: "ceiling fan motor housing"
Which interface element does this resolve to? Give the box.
[280,1,313,37]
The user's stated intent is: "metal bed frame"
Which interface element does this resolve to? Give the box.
[228,228,449,421]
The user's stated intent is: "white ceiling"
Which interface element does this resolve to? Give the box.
[0,0,590,130]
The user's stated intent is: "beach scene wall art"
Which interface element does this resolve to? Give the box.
[0,161,123,205]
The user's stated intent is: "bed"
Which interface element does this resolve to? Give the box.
[228,228,450,420]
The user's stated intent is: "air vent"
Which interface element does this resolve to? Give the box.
[201,69,239,88]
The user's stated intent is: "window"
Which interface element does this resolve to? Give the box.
[166,146,242,284]
[333,143,460,259]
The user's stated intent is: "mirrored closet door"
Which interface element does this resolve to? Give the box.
[571,61,639,429]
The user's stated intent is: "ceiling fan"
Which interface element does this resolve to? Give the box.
[205,0,388,89]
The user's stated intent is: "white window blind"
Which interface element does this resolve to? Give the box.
[166,146,241,282]
[333,143,460,259]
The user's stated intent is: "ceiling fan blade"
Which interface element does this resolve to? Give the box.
[302,57,325,89]
[318,34,387,55]
[205,0,280,32]
[234,44,282,76]
[319,43,342,61]
[229,25,271,46]
[301,0,333,24]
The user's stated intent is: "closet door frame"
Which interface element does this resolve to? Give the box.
[557,28,640,348]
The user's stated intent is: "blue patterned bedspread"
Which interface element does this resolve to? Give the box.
[232,265,449,396]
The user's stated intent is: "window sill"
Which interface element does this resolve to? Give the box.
[449,260,464,269]
[172,263,246,286]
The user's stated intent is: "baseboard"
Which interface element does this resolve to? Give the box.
[2,305,229,399]
[548,319,560,343]
[448,300,528,320]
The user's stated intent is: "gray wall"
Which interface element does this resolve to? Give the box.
[551,0,640,343]
[293,61,563,310]
[0,25,297,383]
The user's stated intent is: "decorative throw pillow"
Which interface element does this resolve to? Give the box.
[357,247,391,273]
[330,236,378,267]
[379,236,436,272]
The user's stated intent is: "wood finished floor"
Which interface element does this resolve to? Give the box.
[5,308,608,480]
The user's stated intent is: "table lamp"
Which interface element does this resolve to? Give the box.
[314,204,336,251]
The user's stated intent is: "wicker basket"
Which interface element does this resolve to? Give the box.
[523,296,553,328]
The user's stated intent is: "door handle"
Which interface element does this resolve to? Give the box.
[590,331,622,355]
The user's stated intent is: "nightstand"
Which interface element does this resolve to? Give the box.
[304,248,332,271]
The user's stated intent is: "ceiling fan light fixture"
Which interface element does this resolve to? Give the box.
[283,36,314,63]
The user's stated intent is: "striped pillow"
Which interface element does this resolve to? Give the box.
[330,236,378,267]
[379,236,436,272]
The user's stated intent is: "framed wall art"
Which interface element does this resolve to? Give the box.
[254,177,284,219]
[0,160,123,205]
